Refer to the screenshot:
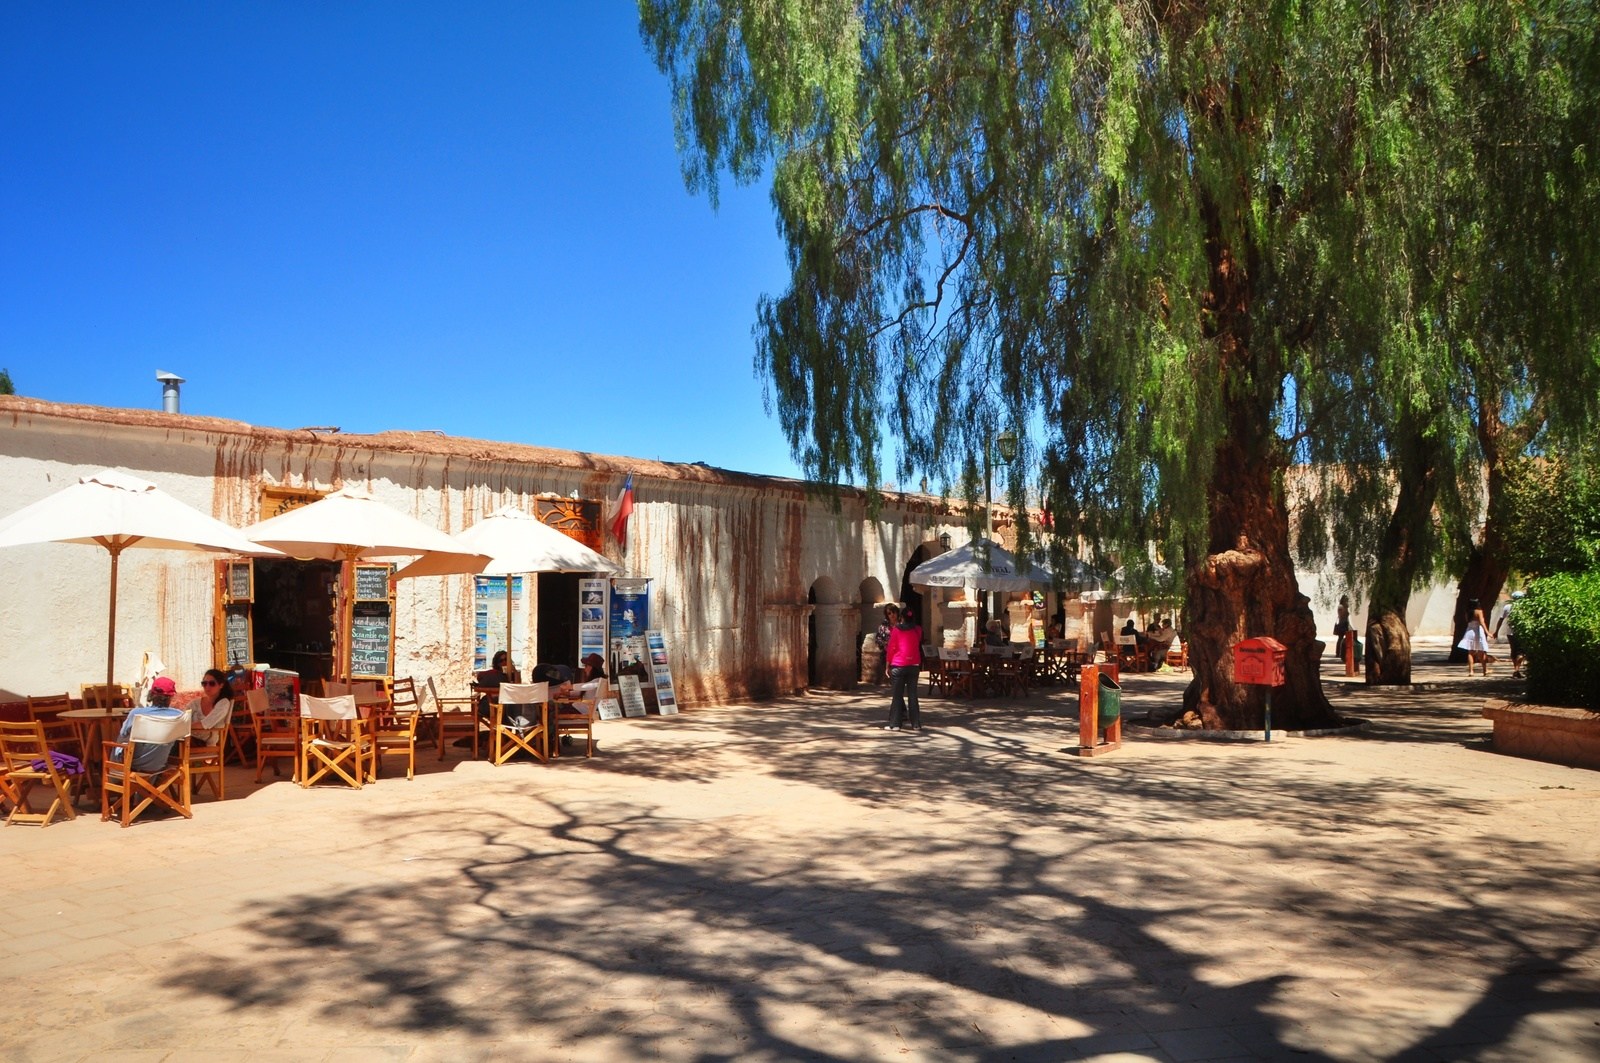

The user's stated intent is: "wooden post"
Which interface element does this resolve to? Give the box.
[1344,629,1356,677]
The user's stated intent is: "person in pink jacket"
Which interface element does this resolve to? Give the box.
[881,606,925,733]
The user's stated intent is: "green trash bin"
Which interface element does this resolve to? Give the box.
[1098,672,1121,723]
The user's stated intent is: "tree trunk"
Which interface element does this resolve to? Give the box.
[1448,388,1515,662]
[1364,431,1443,685]
[1184,436,1340,731]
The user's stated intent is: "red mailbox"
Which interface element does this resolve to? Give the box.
[1233,637,1287,687]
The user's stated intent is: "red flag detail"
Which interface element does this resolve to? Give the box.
[608,474,634,543]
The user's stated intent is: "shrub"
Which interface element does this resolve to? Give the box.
[1516,570,1600,710]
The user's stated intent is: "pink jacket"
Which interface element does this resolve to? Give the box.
[886,624,923,668]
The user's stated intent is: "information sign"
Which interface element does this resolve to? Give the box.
[645,630,678,714]
[618,674,648,717]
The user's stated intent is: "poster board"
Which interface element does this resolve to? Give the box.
[618,674,648,718]
[251,667,301,714]
[610,578,650,646]
[578,578,609,666]
[348,562,394,678]
[597,697,624,721]
[646,629,678,714]
[473,576,525,671]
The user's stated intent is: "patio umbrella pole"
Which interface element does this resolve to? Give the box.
[98,536,135,692]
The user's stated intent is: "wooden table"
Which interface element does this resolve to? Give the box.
[58,706,129,797]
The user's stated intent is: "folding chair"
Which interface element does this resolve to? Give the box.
[553,683,599,758]
[101,710,192,828]
[490,682,548,766]
[372,677,421,780]
[940,647,976,699]
[922,647,949,697]
[252,687,300,782]
[187,703,232,801]
[0,719,81,827]
[1115,634,1143,672]
[430,677,480,761]
[81,683,134,709]
[226,685,257,765]
[299,694,371,788]
[27,693,82,763]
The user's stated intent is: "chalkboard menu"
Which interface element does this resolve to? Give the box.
[227,561,252,602]
[354,564,391,600]
[350,602,392,677]
[224,606,251,668]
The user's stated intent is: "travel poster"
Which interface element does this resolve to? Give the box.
[646,629,678,714]
[578,578,609,667]
[610,578,651,640]
[473,576,524,671]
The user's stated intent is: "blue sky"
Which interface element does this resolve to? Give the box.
[0,3,806,479]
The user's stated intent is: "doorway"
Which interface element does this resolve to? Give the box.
[536,572,581,668]
[252,558,340,687]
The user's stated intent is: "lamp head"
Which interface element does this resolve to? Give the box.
[995,428,1019,463]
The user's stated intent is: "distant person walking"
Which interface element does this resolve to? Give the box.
[1457,599,1494,676]
[881,606,924,733]
[1493,591,1526,679]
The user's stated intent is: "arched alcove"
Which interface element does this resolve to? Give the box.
[808,575,857,690]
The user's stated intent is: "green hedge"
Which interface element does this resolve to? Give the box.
[1517,570,1600,710]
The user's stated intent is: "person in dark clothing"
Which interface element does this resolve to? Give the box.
[474,650,519,720]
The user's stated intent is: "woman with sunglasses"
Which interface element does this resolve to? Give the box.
[190,668,234,733]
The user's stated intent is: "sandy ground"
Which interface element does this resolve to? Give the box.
[4,643,1597,1062]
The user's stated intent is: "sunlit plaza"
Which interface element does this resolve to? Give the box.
[5,647,1597,1062]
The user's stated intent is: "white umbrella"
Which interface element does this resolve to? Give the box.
[243,485,490,676]
[909,537,1054,592]
[393,506,619,580]
[0,468,280,690]
[393,506,620,669]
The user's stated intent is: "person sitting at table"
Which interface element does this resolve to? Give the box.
[578,653,607,683]
[185,668,233,743]
[474,650,520,720]
[1148,619,1178,668]
[983,618,1008,649]
[113,676,186,773]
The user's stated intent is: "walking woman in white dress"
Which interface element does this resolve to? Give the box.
[1457,599,1494,676]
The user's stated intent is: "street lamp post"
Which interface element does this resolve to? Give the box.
[983,428,1019,625]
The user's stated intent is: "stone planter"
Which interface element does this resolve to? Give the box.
[1482,699,1600,771]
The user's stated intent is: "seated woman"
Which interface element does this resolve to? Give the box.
[578,653,607,683]
[473,650,520,719]
[186,668,234,743]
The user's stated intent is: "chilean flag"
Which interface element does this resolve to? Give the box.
[607,474,634,544]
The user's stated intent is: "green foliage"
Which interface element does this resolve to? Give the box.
[0,368,12,395]
[1503,456,1600,576]
[1516,570,1600,710]
[641,1,1600,605]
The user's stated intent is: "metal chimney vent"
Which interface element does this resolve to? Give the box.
[155,370,185,413]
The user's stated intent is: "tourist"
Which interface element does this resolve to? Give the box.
[1493,591,1526,679]
[882,607,924,733]
[1457,599,1494,676]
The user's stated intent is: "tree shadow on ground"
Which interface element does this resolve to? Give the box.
[164,691,1600,1060]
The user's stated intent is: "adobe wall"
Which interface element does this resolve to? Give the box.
[0,397,963,705]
